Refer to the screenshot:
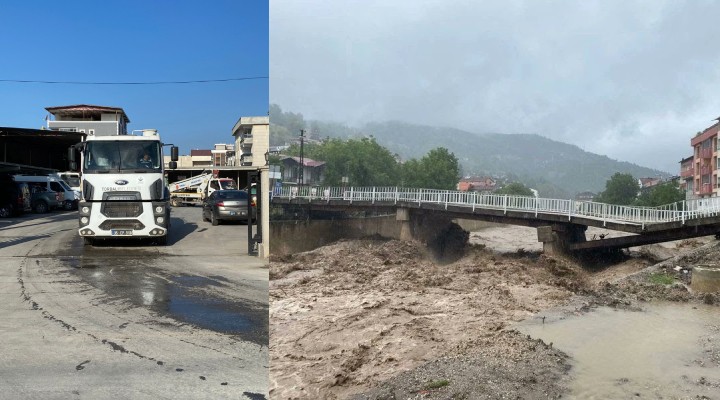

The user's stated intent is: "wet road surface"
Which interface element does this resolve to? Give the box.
[0,207,268,399]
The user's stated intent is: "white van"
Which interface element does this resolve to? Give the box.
[55,172,82,202]
[13,175,77,211]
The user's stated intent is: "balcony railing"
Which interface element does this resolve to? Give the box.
[680,168,695,178]
[699,147,713,158]
[699,183,713,195]
[700,165,713,175]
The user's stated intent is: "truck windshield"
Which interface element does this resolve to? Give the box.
[220,180,237,190]
[84,141,162,173]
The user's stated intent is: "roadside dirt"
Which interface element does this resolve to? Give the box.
[269,224,718,399]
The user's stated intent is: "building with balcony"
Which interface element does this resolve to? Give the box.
[689,120,720,198]
[232,116,269,167]
[679,156,694,199]
[212,143,234,166]
[46,104,129,136]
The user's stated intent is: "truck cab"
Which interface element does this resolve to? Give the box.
[74,129,177,245]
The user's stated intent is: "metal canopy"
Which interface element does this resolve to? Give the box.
[0,126,85,172]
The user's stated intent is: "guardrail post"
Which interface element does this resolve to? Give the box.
[350,187,354,204]
[503,194,508,214]
[418,188,422,206]
[372,186,376,204]
[535,197,538,217]
[682,201,685,225]
[395,187,399,204]
[445,190,448,210]
[569,200,574,221]
[472,192,476,212]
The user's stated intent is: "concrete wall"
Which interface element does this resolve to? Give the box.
[270,215,402,255]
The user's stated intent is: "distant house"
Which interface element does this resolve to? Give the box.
[575,191,596,201]
[46,104,130,136]
[638,177,662,191]
[457,176,497,193]
[281,156,326,185]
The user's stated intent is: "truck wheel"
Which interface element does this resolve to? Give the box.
[171,197,179,207]
[211,212,219,226]
[34,201,49,214]
[63,200,74,211]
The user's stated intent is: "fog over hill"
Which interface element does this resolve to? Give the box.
[270,106,669,198]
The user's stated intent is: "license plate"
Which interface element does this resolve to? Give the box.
[111,230,133,236]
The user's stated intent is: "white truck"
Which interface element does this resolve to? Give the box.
[168,171,238,206]
[70,129,178,245]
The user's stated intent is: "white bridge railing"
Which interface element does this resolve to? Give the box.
[273,185,720,227]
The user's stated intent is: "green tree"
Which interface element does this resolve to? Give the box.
[286,137,400,186]
[401,147,460,190]
[635,182,685,207]
[495,182,534,196]
[595,173,639,205]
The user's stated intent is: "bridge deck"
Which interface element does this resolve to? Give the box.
[272,186,720,250]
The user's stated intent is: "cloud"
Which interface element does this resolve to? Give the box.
[271,0,720,172]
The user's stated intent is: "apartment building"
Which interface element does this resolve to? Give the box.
[163,144,234,168]
[688,121,720,198]
[46,104,129,135]
[679,155,694,198]
[232,116,269,167]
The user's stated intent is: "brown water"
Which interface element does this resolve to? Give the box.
[517,303,720,399]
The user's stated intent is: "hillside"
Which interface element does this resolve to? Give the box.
[270,106,669,197]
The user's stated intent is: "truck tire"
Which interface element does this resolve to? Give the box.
[34,201,49,214]
[0,204,13,218]
[211,212,219,226]
[170,197,180,207]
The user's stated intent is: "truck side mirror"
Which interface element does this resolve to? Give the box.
[169,161,177,170]
[171,146,179,162]
[68,147,76,171]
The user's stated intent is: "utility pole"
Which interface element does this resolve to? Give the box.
[299,129,305,186]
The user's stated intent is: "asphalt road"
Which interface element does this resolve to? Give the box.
[0,206,268,399]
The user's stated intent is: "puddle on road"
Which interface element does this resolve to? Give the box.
[516,303,720,399]
[66,260,268,346]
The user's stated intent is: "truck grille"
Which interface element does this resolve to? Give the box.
[99,219,145,230]
[101,202,143,218]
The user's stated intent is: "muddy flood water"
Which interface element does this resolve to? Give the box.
[517,302,720,399]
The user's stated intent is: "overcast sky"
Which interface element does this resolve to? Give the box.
[270,0,720,173]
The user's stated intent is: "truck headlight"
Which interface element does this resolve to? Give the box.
[155,206,164,214]
[80,217,89,224]
[156,217,164,224]
[82,206,90,214]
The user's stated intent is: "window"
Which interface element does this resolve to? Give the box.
[88,129,95,135]
[50,182,64,192]
[59,128,77,132]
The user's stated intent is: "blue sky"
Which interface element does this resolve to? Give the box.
[0,1,268,155]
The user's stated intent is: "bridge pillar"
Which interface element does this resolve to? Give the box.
[397,207,413,241]
[537,224,587,255]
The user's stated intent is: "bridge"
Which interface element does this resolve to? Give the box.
[271,186,720,254]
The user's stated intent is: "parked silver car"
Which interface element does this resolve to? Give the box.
[201,190,256,226]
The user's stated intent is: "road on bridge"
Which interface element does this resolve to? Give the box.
[0,207,268,399]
